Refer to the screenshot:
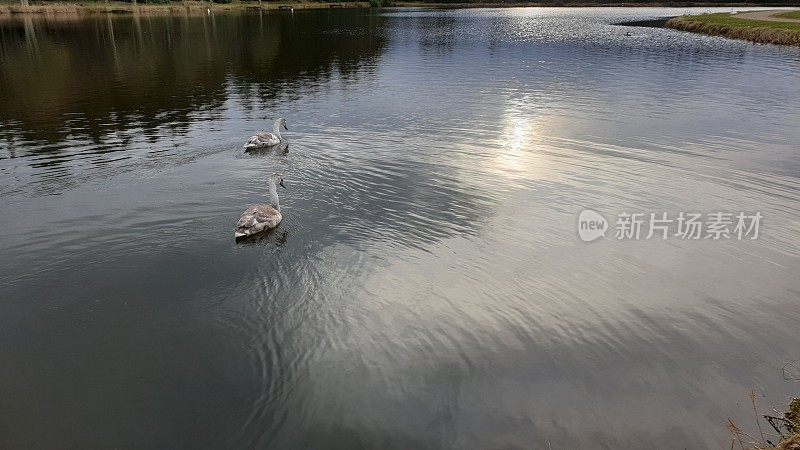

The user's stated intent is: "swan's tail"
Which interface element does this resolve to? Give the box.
[243,135,261,150]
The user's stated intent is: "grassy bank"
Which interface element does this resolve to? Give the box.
[666,12,800,45]
[776,9,800,18]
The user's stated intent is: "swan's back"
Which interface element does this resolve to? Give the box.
[243,132,280,150]
[235,204,282,238]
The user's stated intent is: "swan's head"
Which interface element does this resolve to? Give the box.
[271,172,286,189]
[275,117,288,131]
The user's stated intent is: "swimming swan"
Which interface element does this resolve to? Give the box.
[244,118,288,150]
[235,173,286,239]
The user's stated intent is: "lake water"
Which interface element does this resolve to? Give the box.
[1,7,799,448]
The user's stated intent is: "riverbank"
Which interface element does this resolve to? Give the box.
[666,10,800,45]
[3,1,800,15]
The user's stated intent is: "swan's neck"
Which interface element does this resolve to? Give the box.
[272,121,282,141]
[268,179,280,212]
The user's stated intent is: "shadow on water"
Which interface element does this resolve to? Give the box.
[243,141,290,156]
[235,225,290,247]
[615,18,671,27]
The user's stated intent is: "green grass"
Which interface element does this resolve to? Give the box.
[684,12,800,32]
[776,10,800,20]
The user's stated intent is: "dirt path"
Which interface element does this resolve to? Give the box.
[734,10,800,23]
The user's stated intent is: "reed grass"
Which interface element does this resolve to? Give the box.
[726,394,800,450]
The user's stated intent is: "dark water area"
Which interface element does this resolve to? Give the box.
[1,7,800,448]
[617,18,670,26]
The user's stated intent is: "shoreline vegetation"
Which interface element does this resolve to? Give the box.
[2,0,800,14]
[666,10,800,45]
[730,395,799,450]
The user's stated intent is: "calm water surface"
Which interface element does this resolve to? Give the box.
[1,7,799,448]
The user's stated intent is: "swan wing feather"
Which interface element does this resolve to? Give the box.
[235,204,282,237]
[243,132,280,149]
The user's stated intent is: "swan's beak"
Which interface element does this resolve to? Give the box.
[279,180,286,189]
[283,124,288,130]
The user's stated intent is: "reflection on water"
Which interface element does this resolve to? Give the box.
[0,10,386,196]
[1,7,800,449]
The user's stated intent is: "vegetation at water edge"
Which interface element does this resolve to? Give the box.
[667,12,800,46]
